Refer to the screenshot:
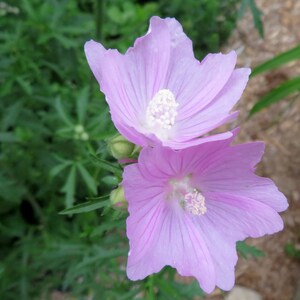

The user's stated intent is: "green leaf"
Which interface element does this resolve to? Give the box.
[237,241,265,258]
[251,45,300,77]
[0,132,19,143]
[61,165,77,208]
[248,0,264,38]
[76,87,89,124]
[77,163,97,195]
[90,154,123,177]
[49,162,72,178]
[238,0,264,38]
[59,197,109,214]
[285,243,300,260]
[155,277,181,300]
[55,97,73,126]
[249,76,300,116]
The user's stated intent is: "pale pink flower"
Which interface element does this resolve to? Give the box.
[122,132,288,293]
[85,17,250,149]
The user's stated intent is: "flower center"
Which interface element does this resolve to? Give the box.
[168,177,207,216]
[183,189,207,216]
[146,89,179,130]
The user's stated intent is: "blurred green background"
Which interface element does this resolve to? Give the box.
[0,0,268,299]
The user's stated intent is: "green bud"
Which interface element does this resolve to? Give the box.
[74,124,84,134]
[81,132,89,141]
[108,134,135,160]
[109,185,127,210]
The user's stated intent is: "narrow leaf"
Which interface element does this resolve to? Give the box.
[61,165,77,208]
[249,0,264,38]
[49,162,72,178]
[251,45,300,77]
[249,76,300,116]
[237,241,265,258]
[90,154,123,177]
[55,97,73,126]
[59,197,109,214]
[77,163,97,195]
[76,87,89,124]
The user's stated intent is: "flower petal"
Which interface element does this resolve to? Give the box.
[200,142,288,212]
[85,17,171,146]
[205,192,284,240]
[195,216,238,291]
[126,207,216,293]
[167,51,237,120]
[173,68,250,141]
[124,163,216,293]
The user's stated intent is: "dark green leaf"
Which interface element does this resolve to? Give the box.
[285,243,300,260]
[237,241,265,258]
[251,45,300,77]
[49,162,72,178]
[59,197,109,214]
[76,87,89,124]
[249,76,300,116]
[55,97,73,126]
[90,154,123,177]
[77,163,97,195]
[61,165,77,208]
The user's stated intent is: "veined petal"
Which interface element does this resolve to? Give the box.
[200,142,288,212]
[173,68,250,140]
[205,192,284,240]
[126,204,216,293]
[195,216,238,291]
[168,51,237,120]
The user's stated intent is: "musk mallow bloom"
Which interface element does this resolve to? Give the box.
[84,17,251,149]
[122,132,288,293]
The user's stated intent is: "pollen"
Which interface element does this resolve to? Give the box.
[146,89,179,130]
[183,189,207,216]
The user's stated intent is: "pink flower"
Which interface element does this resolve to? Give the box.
[122,132,288,293]
[84,17,250,149]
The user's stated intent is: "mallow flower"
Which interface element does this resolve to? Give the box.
[85,17,250,149]
[122,131,288,293]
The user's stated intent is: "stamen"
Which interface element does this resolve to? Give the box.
[183,189,207,216]
[146,89,178,130]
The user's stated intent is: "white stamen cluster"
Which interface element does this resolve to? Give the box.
[183,189,207,216]
[146,89,179,130]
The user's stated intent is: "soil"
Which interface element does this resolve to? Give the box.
[208,0,300,299]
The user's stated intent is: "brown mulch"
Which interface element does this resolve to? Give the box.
[211,0,300,300]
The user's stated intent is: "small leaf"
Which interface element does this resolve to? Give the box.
[90,154,123,177]
[251,45,300,77]
[238,0,264,38]
[55,97,73,126]
[237,241,265,258]
[59,197,109,214]
[0,132,19,143]
[77,163,97,195]
[49,162,72,178]
[248,0,264,38]
[285,243,300,260]
[76,87,89,124]
[249,76,300,116]
[61,165,77,208]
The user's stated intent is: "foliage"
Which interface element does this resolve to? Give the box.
[238,0,264,38]
[249,44,300,116]
[159,0,241,58]
[0,0,263,299]
[237,241,265,259]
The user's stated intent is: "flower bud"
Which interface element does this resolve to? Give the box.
[109,185,127,210]
[74,124,84,134]
[108,134,135,160]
